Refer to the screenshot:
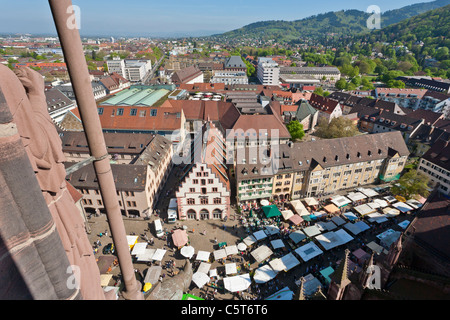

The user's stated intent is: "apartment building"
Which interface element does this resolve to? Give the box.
[309,93,343,122]
[210,71,248,85]
[279,66,341,82]
[418,139,450,195]
[257,57,280,86]
[106,57,151,82]
[64,134,173,217]
[235,131,409,202]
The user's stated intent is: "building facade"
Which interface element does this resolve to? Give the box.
[257,57,280,86]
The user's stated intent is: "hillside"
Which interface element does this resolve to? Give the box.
[213,0,450,42]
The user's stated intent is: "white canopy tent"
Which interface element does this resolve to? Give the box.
[406,199,422,209]
[237,242,247,251]
[346,191,367,202]
[209,269,218,278]
[242,235,257,247]
[373,198,389,208]
[354,204,376,216]
[180,245,195,259]
[131,242,147,256]
[281,209,295,220]
[302,225,321,237]
[295,242,323,262]
[197,262,211,274]
[357,187,379,197]
[136,248,156,262]
[225,263,238,275]
[330,195,352,208]
[192,272,210,288]
[213,249,227,260]
[223,274,252,292]
[268,258,286,272]
[152,249,167,261]
[303,197,319,206]
[250,245,273,263]
[196,250,211,262]
[290,200,309,215]
[253,264,278,284]
[392,201,414,213]
[225,245,239,256]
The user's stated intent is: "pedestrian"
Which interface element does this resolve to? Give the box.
[203,229,206,236]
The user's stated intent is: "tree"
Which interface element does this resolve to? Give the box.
[286,120,305,141]
[390,170,430,199]
[315,117,359,139]
[335,79,347,90]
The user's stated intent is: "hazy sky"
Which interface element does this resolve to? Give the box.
[0,0,435,37]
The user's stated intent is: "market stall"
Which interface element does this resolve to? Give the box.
[262,205,282,218]
[324,203,340,214]
[270,239,285,250]
[294,242,323,262]
[302,225,321,238]
[295,273,322,296]
[265,287,294,300]
[252,230,268,241]
[366,212,389,224]
[352,248,370,264]
[196,250,211,262]
[303,197,319,207]
[331,216,346,226]
[253,264,278,284]
[172,229,188,248]
[223,274,252,292]
[250,245,273,263]
[290,200,309,216]
[392,201,414,213]
[288,214,304,226]
[242,235,257,247]
[192,272,210,288]
[354,204,377,216]
[180,245,195,259]
[330,195,351,208]
[213,248,227,261]
[225,245,239,257]
[346,191,367,203]
[279,253,300,271]
[225,263,238,275]
[382,207,401,217]
[144,266,162,286]
[131,242,147,256]
[319,266,334,284]
[281,209,294,220]
[343,211,358,221]
[316,221,337,231]
[264,225,280,236]
[357,187,379,198]
[197,262,211,274]
[152,248,167,262]
[135,248,156,262]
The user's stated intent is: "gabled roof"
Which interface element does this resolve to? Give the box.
[309,93,340,114]
[295,99,318,121]
[422,139,450,171]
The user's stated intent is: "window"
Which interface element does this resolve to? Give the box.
[139,110,146,117]
[208,179,214,184]
[116,108,124,116]
[212,187,218,192]
[98,107,104,115]
[130,108,137,116]
[214,198,221,204]
[201,188,207,194]
[200,198,208,204]
[193,179,198,184]
[187,198,195,205]
[189,188,195,193]
[150,109,157,117]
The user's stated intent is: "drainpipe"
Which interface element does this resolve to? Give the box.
[48,0,143,300]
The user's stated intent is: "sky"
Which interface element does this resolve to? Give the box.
[0,0,436,37]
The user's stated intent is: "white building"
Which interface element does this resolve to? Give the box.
[211,71,248,85]
[176,121,230,220]
[257,57,280,86]
[106,58,151,82]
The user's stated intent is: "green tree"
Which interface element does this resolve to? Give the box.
[390,170,430,199]
[335,79,347,90]
[315,117,359,139]
[286,120,305,141]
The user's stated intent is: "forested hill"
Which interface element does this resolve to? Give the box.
[213,0,450,42]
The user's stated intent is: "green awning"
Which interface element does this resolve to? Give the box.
[262,205,281,218]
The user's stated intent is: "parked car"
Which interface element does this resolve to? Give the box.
[103,243,115,255]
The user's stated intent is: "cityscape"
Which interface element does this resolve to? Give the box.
[0,0,449,305]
